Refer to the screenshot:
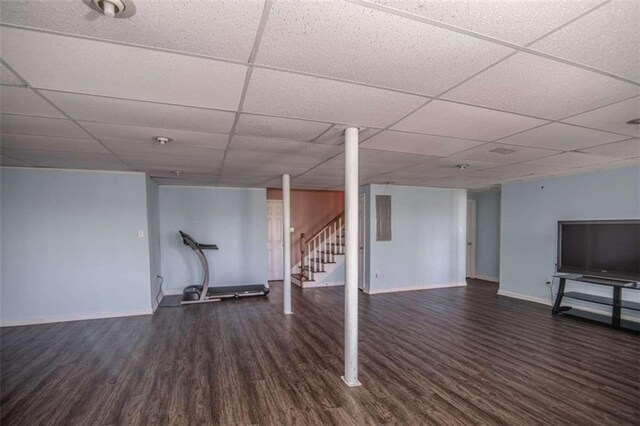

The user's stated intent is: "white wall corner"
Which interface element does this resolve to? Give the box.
[475,275,499,283]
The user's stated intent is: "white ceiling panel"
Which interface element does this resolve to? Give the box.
[1,148,130,170]
[362,130,484,156]
[371,0,605,45]
[41,91,236,133]
[222,160,313,176]
[392,99,547,140]
[468,163,566,179]
[530,1,640,82]
[1,114,90,138]
[122,155,222,174]
[1,154,30,166]
[0,133,108,153]
[450,142,557,164]
[562,97,640,137]
[235,114,331,141]
[1,27,248,110]
[579,138,640,159]
[81,122,229,149]
[154,177,219,187]
[497,122,627,151]
[243,68,426,128]
[230,135,342,158]
[0,86,65,118]
[0,0,265,61]
[526,152,615,167]
[0,63,23,85]
[224,149,320,167]
[257,1,512,95]
[444,53,640,119]
[313,126,378,145]
[102,140,227,161]
[581,157,640,170]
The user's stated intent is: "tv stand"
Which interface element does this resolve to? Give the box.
[552,274,640,332]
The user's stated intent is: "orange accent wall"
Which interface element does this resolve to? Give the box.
[267,188,344,264]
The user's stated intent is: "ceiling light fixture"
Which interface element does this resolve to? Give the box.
[456,164,470,170]
[626,118,640,125]
[93,0,126,17]
[154,136,173,145]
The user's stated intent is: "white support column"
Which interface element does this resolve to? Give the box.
[342,127,361,387]
[282,174,292,315]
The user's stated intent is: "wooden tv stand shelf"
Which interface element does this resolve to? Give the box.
[552,274,640,332]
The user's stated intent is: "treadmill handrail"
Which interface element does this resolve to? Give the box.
[179,231,219,250]
[179,230,218,302]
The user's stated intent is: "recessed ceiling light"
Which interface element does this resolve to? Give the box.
[456,164,470,170]
[626,118,640,125]
[154,136,173,145]
[93,0,126,17]
[490,147,516,155]
[174,170,183,177]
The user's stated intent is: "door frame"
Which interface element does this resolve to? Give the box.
[267,199,284,282]
[358,193,366,291]
[466,199,477,279]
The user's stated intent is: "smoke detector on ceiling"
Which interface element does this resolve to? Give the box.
[154,136,173,145]
[174,170,183,177]
[93,0,126,17]
[456,164,470,170]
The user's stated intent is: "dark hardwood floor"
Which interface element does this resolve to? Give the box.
[2,280,639,425]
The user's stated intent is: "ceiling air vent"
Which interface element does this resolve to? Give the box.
[490,147,516,155]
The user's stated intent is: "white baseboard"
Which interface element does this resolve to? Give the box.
[497,289,640,323]
[0,308,153,327]
[474,275,499,283]
[365,282,467,295]
[301,281,344,289]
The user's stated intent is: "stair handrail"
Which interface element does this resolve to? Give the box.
[301,211,345,282]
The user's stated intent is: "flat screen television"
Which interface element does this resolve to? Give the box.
[557,220,640,281]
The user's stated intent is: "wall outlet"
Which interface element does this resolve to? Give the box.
[138,229,144,238]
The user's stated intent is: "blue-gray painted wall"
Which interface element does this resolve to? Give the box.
[468,191,501,280]
[1,168,153,325]
[500,167,640,315]
[158,186,268,294]
[363,184,467,292]
[146,176,162,310]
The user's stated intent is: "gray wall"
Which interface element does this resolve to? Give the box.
[146,176,162,310]
[363,184,467,293]
[1,168,153,326]
[500,167,640,315]
[468,191,501,280]
[159,186,268,294]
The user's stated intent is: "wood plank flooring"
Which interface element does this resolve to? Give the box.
[2,280,639,425]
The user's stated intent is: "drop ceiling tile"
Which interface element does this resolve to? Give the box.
[372,0,605,45]
[362,130,484,156]
[0,63,23,85]
[313,126,378,145]
[399,158,503,178]
[230,135,342,158]
[256,1,512,95]
[526,152,615,167]
[497,122,627,151]
[1,27,247,110]
[154,178,219,187]
[562,97,640,137]
[581,157,640,170]
[0,133,108,153]
[450,142,557,163]
[41,91,236,133]
[579,138,640,159]
[122,155,222,174]
[102,140,227,161]
[81,122,229,149]
[444,53,640,119]
[224,149,319,167]
[1,114,90,138]
[392,99,547,140]
[243,68,426,128]
[0,154,30,166]
[530,1,640,82]
[1,148,130,170]
[0,86,65,118]
[469,163,566,179]
[235,114,331,141]
[1,0,265,61]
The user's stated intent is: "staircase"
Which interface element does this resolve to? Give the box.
[292,212,345,288]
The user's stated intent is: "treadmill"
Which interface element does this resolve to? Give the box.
[179,231,269,304]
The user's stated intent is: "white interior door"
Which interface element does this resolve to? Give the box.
[358,194,365,290]
[466,199,476,278]
[267,200,284,281]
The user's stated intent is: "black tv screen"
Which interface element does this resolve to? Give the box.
[557,220,640,281]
